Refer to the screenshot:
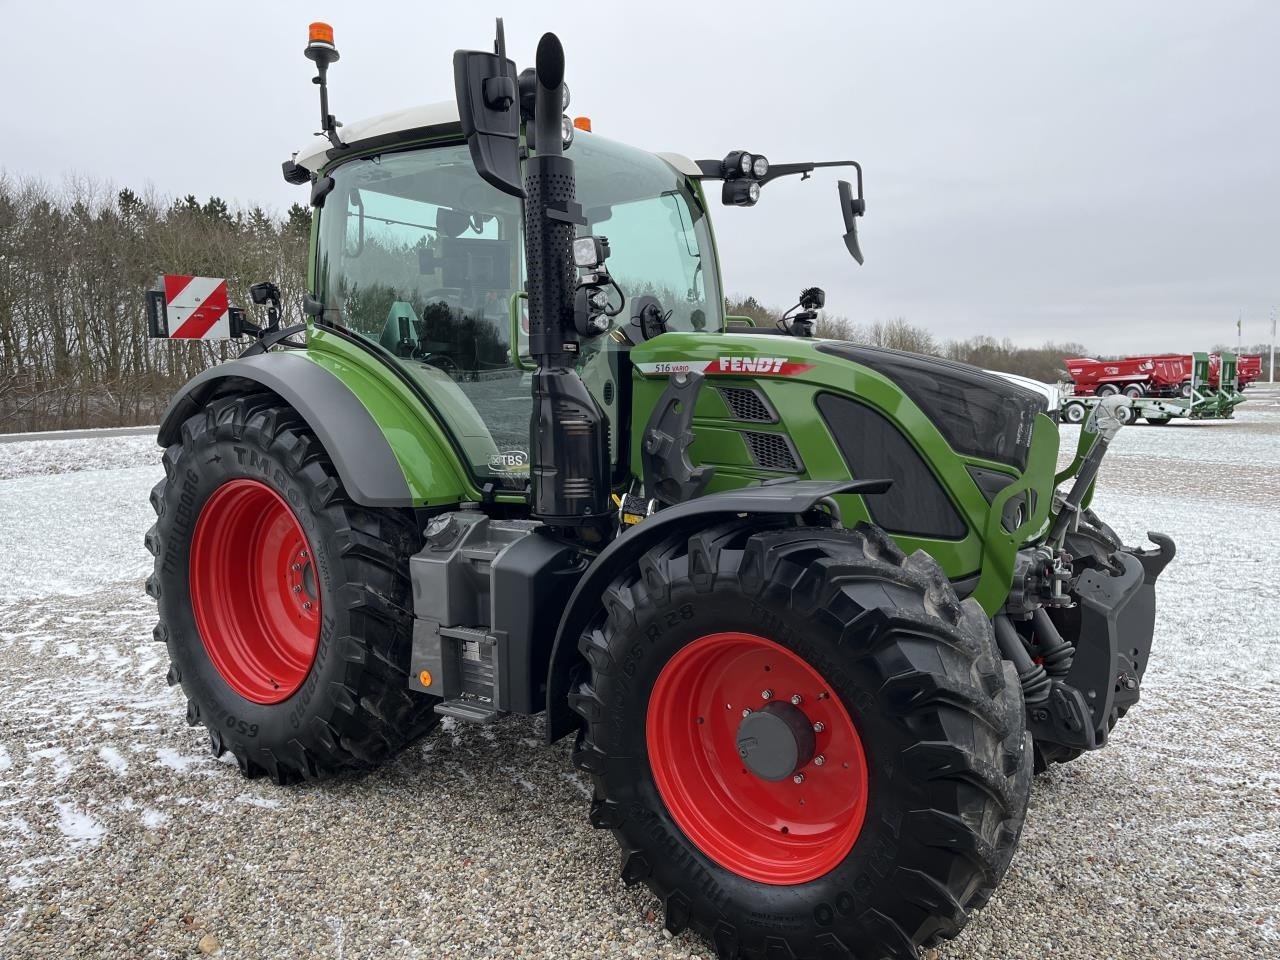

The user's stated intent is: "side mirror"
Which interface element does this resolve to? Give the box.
[837,179,865,265]
[453,20,524,198]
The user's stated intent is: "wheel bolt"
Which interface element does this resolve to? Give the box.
[292,585,302,593]
[761,689,773,700]
[790,694,802,706]
[302,601,313,611]
[814,755,826,766]
[813,721,825,733]
[291,563,301,571]
[741,708,752,718]
[792,773,805,784]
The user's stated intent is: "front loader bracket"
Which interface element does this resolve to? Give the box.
[641,371,715,506]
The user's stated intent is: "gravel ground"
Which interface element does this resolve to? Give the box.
[1,389,1278,959]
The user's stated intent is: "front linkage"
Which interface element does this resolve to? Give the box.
[999,397,1175,766]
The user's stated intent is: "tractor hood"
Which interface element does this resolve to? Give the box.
[814,343,1049,472]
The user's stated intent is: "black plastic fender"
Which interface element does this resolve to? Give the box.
[156,352,413,507]
[542,478,890,742]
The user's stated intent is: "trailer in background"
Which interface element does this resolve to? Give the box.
[1061,352,1246,424]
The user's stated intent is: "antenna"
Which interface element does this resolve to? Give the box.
[495,17,506,59]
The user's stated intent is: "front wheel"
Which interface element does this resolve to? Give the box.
[572,522,1031,960]
[146,393,439,783]
[1096,383,1120,397]
[1063,401,1087,424]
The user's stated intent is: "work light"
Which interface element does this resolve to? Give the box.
[752,155,769,178]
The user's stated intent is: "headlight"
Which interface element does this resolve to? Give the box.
[722,179,760,207]
[562,82,571,111]
[573,236,601,268]
[739,152,754,176]
[561,115,574,148]
[752,155,769,178]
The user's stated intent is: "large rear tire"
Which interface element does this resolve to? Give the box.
[571,521,1031,960]
[146,393,438,783]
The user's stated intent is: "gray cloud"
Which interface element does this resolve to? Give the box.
[3,0,1275,354]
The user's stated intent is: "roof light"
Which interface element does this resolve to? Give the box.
[573,116,592,132]
[308,21,334,46]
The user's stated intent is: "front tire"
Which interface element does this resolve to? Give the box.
[146,393,438,783]
[572,521,1031,960]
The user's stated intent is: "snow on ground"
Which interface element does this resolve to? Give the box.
[0,393,1278,958]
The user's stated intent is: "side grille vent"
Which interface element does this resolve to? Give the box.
[719,387,776,423]
[744,432,801,473]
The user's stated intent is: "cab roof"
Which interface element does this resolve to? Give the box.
[293,99,699,177]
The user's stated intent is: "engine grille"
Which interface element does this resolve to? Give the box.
[719,387,776,423]
[744,432,801,473]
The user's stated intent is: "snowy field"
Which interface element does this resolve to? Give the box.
[1,393,1278,959]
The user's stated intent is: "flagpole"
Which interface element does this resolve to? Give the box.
[1270,308,1276,384]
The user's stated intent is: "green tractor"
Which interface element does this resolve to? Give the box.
[145,21,1174,960]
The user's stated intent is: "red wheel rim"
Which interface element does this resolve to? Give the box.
[189,479,321,704]
[646,632,869,885]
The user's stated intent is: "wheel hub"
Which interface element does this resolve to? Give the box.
[189,479,322,704]
[646,631,869,885]
[737,701,816,782]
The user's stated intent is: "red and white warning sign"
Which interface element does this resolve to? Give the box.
[161,275,231,339]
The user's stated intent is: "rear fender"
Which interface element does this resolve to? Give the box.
[542,478,889,742]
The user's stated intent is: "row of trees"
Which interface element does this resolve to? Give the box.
[0,176,309,431]
[6,176,1201,433]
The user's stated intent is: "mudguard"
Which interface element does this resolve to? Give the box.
[156,352,413,507]
[543,478,890,742]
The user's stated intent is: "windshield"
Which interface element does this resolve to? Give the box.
[315,133,721,486]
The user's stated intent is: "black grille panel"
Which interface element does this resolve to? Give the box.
[719,387,775,423]
[744,432,801,472]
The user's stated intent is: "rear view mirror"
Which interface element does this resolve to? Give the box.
[454,20,524,198]
[838,179,865,265]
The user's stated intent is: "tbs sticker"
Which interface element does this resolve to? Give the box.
[489,450,529,472]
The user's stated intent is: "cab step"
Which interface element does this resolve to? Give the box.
[434,699,499,723]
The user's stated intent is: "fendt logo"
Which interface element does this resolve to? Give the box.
[633,358,815,377]
[711,357,817,376]
[488,450,529,471]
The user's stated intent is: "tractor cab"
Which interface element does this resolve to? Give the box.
[299,106,721,489]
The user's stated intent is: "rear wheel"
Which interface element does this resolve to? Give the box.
[146,393,438,783]
[1096,383,1120,397]
[1121,384,1144,398]
[1179,380,1193,398]
[1063,401,1087,424]
[572,521,1031,960]
[1144,416,1172,426]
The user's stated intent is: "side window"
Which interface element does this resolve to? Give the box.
[320,147,530,487]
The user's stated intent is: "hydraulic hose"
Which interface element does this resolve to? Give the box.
[993,614,1050,704]
[1032,608,1075,679]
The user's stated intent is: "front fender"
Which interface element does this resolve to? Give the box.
[542,478,889,742]
[157,352,416,507]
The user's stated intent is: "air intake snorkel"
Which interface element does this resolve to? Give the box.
[455,24,612,542]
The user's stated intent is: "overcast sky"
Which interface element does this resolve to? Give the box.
[3,1,1275,354]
